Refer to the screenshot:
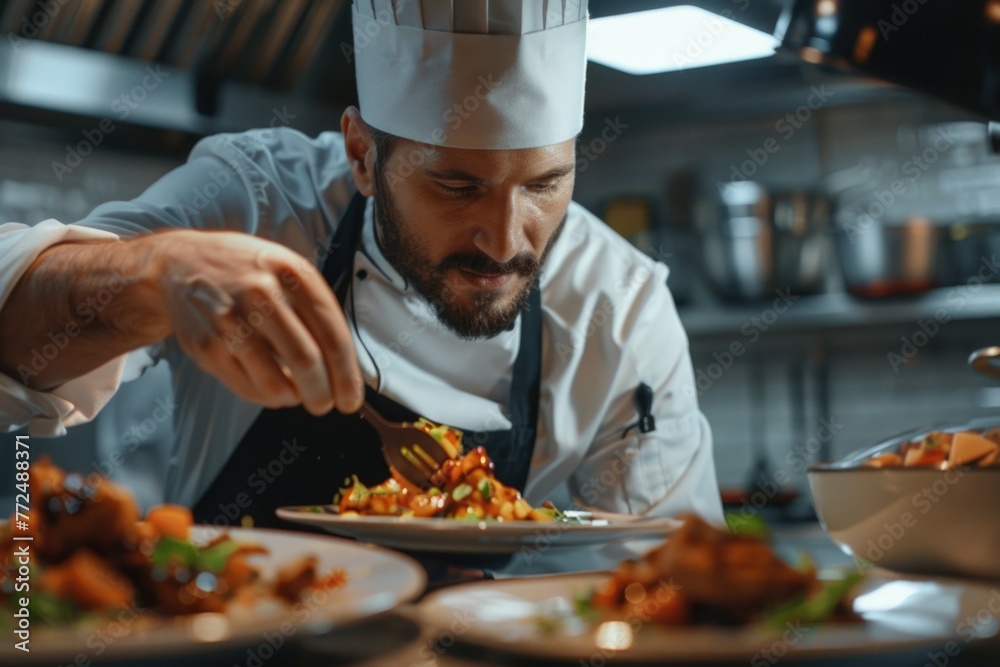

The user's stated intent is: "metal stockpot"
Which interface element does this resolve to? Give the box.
[831,215,949,298]
[697,182,828,302]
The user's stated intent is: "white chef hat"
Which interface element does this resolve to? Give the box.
[352,0,588,150]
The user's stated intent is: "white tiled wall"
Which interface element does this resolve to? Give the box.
[693,322,1000,495]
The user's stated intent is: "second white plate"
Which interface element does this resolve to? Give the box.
[3,527,425,665]
[275,506,681,553]
[419,569,1000,662]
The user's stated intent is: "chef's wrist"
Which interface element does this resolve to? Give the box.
[100,232,176,343]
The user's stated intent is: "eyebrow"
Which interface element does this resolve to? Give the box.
[421,164,575,184]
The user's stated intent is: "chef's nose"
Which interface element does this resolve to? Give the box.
[473,190,525,265]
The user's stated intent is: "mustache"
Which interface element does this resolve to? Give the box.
[437,251,538,277]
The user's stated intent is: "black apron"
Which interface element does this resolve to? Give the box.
[192,193,542,531]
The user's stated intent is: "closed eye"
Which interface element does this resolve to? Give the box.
[528,180,561,193]
[437,182,480,197]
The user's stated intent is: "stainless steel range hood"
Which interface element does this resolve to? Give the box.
[0,0,353,135]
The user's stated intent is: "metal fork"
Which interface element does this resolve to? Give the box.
[359,400,458,488]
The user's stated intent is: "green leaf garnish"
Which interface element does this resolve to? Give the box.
[151,536,199,570]
[725,512,769,539]
[30,591,78,626]
[197,540,241,573]
[573,588,598,621]
[763,572,864,629]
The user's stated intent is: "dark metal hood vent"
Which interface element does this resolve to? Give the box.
[776,0,1000,121]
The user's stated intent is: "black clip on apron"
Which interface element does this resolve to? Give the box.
[192,193,542,570]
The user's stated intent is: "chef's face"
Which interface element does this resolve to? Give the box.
[369,133,575,340]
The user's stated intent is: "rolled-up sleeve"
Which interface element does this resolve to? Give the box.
[0,145,262,435]
[0,220,125,435]
[0,128,350,436]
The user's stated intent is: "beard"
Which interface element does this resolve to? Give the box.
[373,175,565,340]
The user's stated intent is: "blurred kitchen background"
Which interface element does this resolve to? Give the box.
[2,0,1000,519]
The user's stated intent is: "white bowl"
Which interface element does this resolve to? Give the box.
[808,417,1000,580]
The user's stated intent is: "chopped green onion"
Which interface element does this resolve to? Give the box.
[478,479,492,501]
[452,483,473,502]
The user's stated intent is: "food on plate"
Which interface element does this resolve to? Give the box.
[0,458,346,626]
[582,515,861,627]
[862,429,1000,469]
[338,440,557,521]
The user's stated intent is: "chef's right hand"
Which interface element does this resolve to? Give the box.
[153,229,363,416]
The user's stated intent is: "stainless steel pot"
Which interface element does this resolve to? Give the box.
[697,182,828,302]
[831,214,949,298]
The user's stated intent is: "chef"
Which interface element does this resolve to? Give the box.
[0,0,722,571]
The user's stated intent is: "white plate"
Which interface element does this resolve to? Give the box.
[276,506,682,553]
[4,527,425,664]
[419,570,1000,662]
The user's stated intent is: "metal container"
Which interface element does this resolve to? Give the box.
[831,213,950,298]
[697,182,828,302]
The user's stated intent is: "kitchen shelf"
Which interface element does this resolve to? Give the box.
[679,284,1000,338]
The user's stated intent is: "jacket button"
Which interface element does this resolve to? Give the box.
[356,269,368,280]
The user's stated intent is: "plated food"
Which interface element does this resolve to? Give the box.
[418,514,985,663]
[810,417,1000,579]
[861,429,1000,469]
[0,458,344,625]
[339,419,557,522]
[585,515,860,628]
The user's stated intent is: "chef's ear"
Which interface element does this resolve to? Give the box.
[341,107,377,196]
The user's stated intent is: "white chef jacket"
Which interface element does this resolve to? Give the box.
[0,128,722,572]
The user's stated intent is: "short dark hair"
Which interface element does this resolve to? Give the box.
[368,126,398,173]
